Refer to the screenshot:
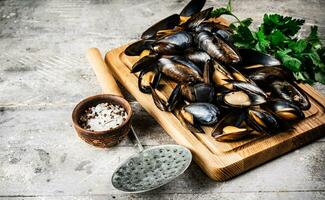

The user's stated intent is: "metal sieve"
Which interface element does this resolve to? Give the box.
[111,126,192,193]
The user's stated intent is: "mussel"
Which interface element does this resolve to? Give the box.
[195,22,233,44]
[180,83,215,103]
[266,99,305,121]
[180,0,206,17]
[131,54,160,73]
[151,84,181,112]
[248,66,294,84]
[124,39,155,56]
[223,80,267,98]
[141,14,181,39]
[210,60,234,88]
[157,57,203,83]
[269,80,311,110]
[184,49,211,69]
[180,102,220,132]
[245,108,280,135]
[138,68,160,93]
[183,8,213,29]
[212,111,252,142]
[238,48,281,68]
[217,90,266,108]
[195,31,241,64]
[153,31,193,54]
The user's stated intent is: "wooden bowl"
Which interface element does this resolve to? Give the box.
[72,94,132,148]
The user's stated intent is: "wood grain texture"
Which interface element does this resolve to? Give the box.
[105,44,325,181]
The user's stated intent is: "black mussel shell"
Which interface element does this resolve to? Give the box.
[138,69,158,93]
[269,80,311,110]
[212,110,245,135]
[155,31,193,51]
[131,54,159,73]
[124,39,155,56]
[151,84,181,112]
[180,0,206,17]
[246,108,280,135]
[141,14,180,39]
[266,99,305,121]
[181,83,215,103]
[157,57,203,83]
[184,49,211,70]
[248,66,294,84]
[195,31,240,64]
[181,103,220,125]
[169,55,202,75]
[238,48,281,68]
[183,7,213,30]
[224,80,267,98]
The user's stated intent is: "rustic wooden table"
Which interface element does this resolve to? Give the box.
[0,0,324,199]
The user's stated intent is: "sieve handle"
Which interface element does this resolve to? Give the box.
[130,126,144,152]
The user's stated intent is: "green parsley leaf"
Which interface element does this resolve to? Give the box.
[307,26,322,50]
[306,50,325,70]
[263,14,304,36]
[276,50,302,72]
[255,30,270,53]
[288,39,307,54]
[268,30,289,48]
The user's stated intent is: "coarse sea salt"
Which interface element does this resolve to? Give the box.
[79,103,128,131]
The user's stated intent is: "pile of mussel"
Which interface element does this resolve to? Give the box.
[124,0,310,142]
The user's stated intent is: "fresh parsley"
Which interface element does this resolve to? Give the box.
[210,1,325,84]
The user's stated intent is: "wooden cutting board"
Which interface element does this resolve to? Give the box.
[104,44,325,181]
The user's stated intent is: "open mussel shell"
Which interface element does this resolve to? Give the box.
[238,48,281,68]
[131,54,160,73]
[181,103,220,126]
[224,80,267,98]
[124,39,155,56]
[214,126,253,142]
[245,108,280,135]
[180,0,206,17]
[151,84,181,112]
[212,111,252,142]
[269,80,311,110]
[138,69,159,93]
[181,83,215,103]
[141,14,181,39]
[183,7,213,29]
[265,99,305,121]
[218,90,266,108]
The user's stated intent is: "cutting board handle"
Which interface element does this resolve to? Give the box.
[86,48,123,97]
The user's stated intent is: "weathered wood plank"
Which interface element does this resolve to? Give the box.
[0,103,174,146]
[0,140,324,196]
[1,192,325,200]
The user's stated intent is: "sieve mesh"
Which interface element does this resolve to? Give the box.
[111,145,192,193]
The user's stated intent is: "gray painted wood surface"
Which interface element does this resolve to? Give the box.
[0,0,324,199]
